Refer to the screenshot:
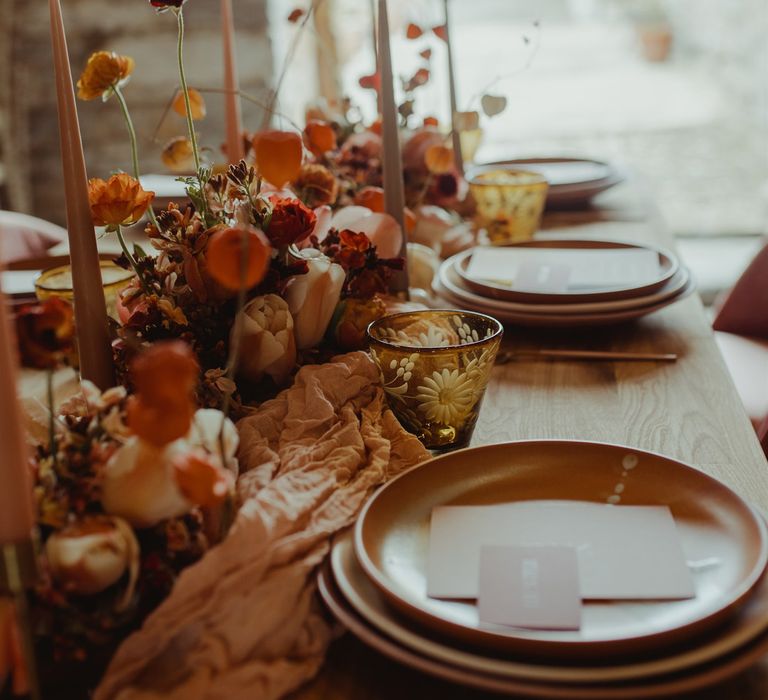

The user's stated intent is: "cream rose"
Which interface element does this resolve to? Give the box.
[45,516,139,610]
[235,294,297,385]
[285,249,345,349]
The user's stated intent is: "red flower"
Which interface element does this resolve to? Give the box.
[15,298,75,369]
[337,229,371,270]
[266,197,317,248]
[150,0,186,11]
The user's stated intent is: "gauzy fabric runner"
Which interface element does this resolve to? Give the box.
[95,351,430,700]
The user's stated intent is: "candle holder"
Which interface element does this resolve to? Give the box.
[469,168,548,244]
[1,538,41,700]
[368,310,503,450]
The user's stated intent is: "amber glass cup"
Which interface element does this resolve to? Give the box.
[469,168,548,244]
[368,310,503,450]
[35,261,133,319]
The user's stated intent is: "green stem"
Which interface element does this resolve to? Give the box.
[113,85,159,229]
[175,8,209,222]
[116,225,150,295]
[47,369,57,471]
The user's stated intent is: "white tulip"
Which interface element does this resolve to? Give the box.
[285,249,346,349]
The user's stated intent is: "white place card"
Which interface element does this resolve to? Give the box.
[465,247,662,292]
[478,545,581,630]
[427,501,695,600]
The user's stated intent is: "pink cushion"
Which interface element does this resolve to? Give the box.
[0,211,65,264]
[714,331,768,431]
[713,240,768,339]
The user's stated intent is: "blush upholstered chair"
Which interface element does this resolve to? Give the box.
[712,239,768,454]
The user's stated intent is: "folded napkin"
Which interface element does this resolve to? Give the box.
[95,351,430,700]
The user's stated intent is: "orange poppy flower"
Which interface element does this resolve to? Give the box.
[161,136,195,173]
[77,51,135,101]
[253,130,303,187]
[425,144,455,174]
[172,450,233,508]
[88,173,155,229]
[355,186,385,213]
[205,226,271,291]
[172,88,207,120]
[303,120,337,157]
[127,340,199,447]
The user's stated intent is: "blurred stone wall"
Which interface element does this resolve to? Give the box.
[4,0,273,222]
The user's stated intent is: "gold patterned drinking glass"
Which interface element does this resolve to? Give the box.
[469,169,548,244]
[35,261,134,319]
[368,310,503,450]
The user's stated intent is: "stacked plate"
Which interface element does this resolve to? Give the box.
[432,240,695,327]
[474,158,624,208]
[318,441,768,698]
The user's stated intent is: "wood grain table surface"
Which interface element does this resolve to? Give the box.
[290,186,768,699]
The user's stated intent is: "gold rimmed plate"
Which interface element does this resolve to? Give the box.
[455,240,680,304]
[354,441,768,659]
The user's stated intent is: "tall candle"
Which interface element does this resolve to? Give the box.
[377,0,409,295]
[221,0,245,163]
[49,0,114,390]
[442,0,464,177]
[0,291,35,544]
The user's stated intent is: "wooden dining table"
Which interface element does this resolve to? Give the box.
[291,181,768,700]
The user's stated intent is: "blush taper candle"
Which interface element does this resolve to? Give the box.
[49,0,114,389]
[377,0,409,295]
[0,290,35,544]
[442,0,464,177]
[221,0,245,163]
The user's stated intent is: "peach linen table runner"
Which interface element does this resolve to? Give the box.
[94,351,430,700]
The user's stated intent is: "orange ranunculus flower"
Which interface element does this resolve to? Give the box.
[161,136,195,173]
[425,144,455,174]
[77,51,135,101]
[292,163,338,208]
[253,130,303,187]
[205,226,271,291]
[266,198,317,248]
[15,298,75,369]
[172,88,207,120]
[88,173,154,229]
[126,341,199,448]
[303,120,337,157]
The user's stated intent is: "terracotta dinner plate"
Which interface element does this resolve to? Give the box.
[331,528,768,684]
[318,562,768,699]
[455,240,680,305]
[432,275,695,328]
[442,255,690,315]
[473,158,624,208]
[354,441,768,659]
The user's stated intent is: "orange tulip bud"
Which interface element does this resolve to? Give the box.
[303,119,337,156]
[253,130,303,187]
[205,226,271,291]
[172,88,207,120]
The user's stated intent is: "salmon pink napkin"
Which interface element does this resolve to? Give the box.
[95,351,430,700]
